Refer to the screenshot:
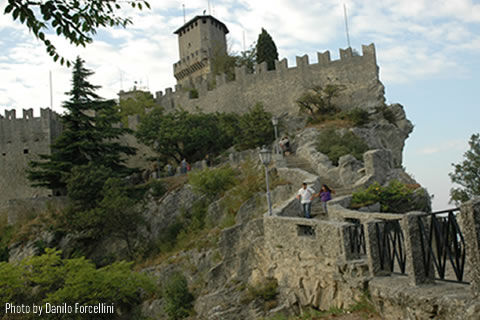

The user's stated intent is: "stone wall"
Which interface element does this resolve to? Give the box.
[156,44,385,116]
[0,108,62,204]
[260,215,369,310]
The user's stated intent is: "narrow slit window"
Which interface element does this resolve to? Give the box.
[297,225,315,237]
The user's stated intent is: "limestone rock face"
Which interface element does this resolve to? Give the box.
[351,104,413,167]
[143,184,200,240]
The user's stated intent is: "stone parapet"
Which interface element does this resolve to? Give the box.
[459,198,480,297]
[402,212,435,285]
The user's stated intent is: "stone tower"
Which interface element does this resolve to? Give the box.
[173,15,229,86]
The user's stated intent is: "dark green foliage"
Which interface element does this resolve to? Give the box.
[351,180,428,213]
[65,169,146,256]
[236,45,257,73]
[3,0,150,65]
[342,108,370,127]
[156,200,209,254]
[136,104,273,163]
[316,128,369,165]
[118,91,155,127]
[375,105,397,124]
[189,166,237,199]
[449,133,480,204]
[136,108,232,163]
[211,44,256,80]
[66,163,113,210]
[256,28,279,70]
[0,248,155,319]
[163,272,194,320]
[28,57,137,193]
[244,278,278,302]
[211,47,238,81]
[97,178,146,259]
[148,179,168,198]
[235,103,275,151]
[0,225,14,262]
[189,88,199,99]
[297,85,344,121]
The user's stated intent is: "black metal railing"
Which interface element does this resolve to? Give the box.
[417,208,467,283]
[376,220,407,274]
[345,219,366,257]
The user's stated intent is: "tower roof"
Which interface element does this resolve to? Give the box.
[174,15,229,35]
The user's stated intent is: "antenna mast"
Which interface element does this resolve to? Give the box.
[343,3,351,48]
[182,3,186,23]
[208,0,211,15]
[49,71,53,109]
[243,30,246,52]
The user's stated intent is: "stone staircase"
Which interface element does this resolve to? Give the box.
[285,154,353,219]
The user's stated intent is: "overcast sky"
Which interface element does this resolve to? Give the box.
[1,0,479,210]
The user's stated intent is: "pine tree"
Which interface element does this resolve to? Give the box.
[28,56,136,194]
[256,28,279,71]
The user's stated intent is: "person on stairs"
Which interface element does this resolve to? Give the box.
[317,184,334,214]
[296,182,315,219]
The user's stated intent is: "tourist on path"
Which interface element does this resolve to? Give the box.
[296,182,315,219]
[180,158,188,174]
[317,184,334,214]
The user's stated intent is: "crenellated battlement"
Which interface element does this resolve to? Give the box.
[0,107,63,203]
[152,44,384,115]
[0,108,60,121]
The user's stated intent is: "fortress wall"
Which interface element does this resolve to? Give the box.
[155,44,384,115]
[0,108,62,203]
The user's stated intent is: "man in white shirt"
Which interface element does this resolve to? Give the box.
[296,182,315,218]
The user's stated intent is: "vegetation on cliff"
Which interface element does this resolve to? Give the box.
[0,248,155,319]
[449,133,480,204]
[136,103,275,165]
[315,128,369,165]
[351,180,430,213]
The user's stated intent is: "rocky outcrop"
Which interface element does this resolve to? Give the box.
[351,104,413,167]
[143,184,201,240]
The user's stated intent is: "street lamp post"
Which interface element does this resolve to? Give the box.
[271,116,279,155]
[259,146,273,215]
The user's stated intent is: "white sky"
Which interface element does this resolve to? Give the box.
[1,0,480,210]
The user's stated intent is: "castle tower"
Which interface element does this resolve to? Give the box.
[173,15,229,86]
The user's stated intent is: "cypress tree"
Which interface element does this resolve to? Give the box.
[28,56,136,194]
[256,28,279,71]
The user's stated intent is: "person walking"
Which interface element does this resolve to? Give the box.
[296,182,315,219]
[318,184,334,214]
[180,158,188,174]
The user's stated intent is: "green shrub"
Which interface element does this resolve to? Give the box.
[235,103,275,151]
[351,180,425,213]
[316,128,369,165]
[188,166,237,199]
[0,248,155,319]
[245,278,278,302]
[148,180,167,198]
[163,272,194,320]
[375,105,396,124]
[343,108,370,127]
[188,88,199,99]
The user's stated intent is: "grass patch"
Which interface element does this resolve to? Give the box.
[243,277,278,303]
[316,128,369,166]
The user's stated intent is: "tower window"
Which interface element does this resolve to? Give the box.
[202,19,206,23]
[2,153,6,156]
[24,149,29,154]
